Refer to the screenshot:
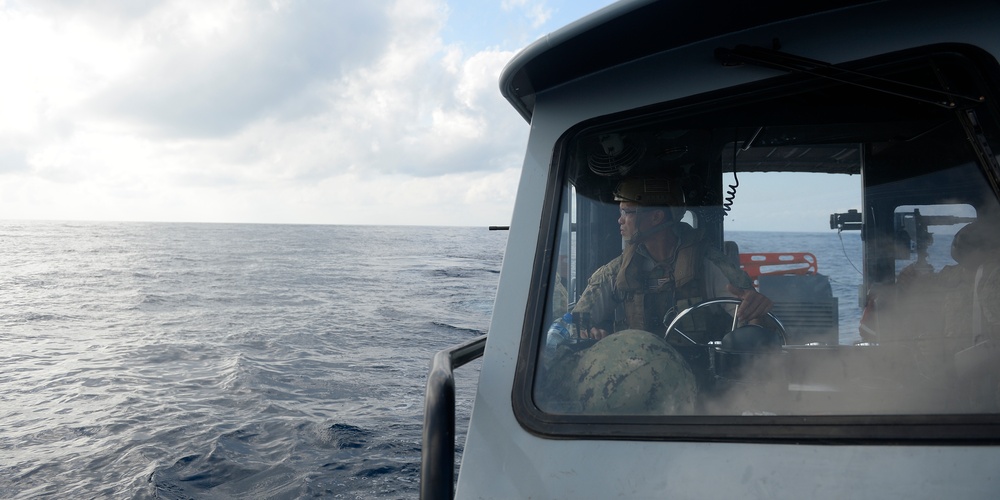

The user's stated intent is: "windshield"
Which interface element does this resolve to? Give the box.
[528,47,1000,421]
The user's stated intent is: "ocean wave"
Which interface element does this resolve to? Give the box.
[430,321,486,336]
[0,222,496,498]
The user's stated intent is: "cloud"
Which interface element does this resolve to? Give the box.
[87,1,392,138]
[502,0,552,28]
[0,0,539,225]
[329,47,526,177]
[0,147,29,174]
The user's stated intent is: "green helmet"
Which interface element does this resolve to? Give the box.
[544,330,697,415]
[613,178,684,206]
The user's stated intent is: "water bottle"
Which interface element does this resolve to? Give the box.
[545,312,574,350]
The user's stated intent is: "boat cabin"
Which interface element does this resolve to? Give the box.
[424,1,1000,497]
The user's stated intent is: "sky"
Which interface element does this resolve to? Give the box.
[0,0,619,226]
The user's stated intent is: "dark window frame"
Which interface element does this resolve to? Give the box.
[512,43,1000,443]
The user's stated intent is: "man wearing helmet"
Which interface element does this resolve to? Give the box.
[573,177,773,341]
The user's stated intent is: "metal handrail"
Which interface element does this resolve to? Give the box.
[420,334,488,499]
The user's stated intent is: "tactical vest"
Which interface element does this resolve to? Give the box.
[612,241,707,335]
[610,226,750,339]
[571,224,752,339]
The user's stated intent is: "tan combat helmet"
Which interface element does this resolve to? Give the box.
[614,177,686,223]
[613,177,684,205]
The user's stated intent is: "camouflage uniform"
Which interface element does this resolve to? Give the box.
[932,261,1000,411]
[976,262,1000,327]
[892,255,1000,410]
[535,226,755,415]
[540,330,697,414]
[572,222,753,338]
[551,273,569,317]
[970,261,1000,410]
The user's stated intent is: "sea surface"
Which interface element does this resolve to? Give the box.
[0,222,883,498]
[0,222,503,499]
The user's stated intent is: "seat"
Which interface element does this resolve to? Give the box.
[758,274,839,345]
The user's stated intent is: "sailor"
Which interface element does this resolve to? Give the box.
[896,218,1000,340]
[572,177,773,341]
[889,217,1000,410]
[540,177,772,415]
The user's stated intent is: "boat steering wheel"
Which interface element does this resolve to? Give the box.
[664,298,787,348]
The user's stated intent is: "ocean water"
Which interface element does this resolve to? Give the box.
[0,222,503,499]
[731,230,866,343]
[0,222,873,498]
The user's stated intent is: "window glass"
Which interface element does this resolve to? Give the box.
[530,50,1000,420]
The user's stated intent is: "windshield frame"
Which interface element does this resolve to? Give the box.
[512,43,1000,442]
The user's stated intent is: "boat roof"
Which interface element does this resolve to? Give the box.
[498,0,881,122]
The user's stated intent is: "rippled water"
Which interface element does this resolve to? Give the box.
[0,222,504,498]
[0,220,896,498]
[732,230,865,342]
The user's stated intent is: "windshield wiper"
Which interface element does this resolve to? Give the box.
[715,44,984,109]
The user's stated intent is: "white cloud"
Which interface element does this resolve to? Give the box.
[91,1,392,137]
[0,0,531,225]
[501,0,552,28]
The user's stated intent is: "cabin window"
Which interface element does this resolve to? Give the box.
[891,204,977,277]
[517,45,1000,439]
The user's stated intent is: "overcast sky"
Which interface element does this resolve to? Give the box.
[0,0,618,226]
